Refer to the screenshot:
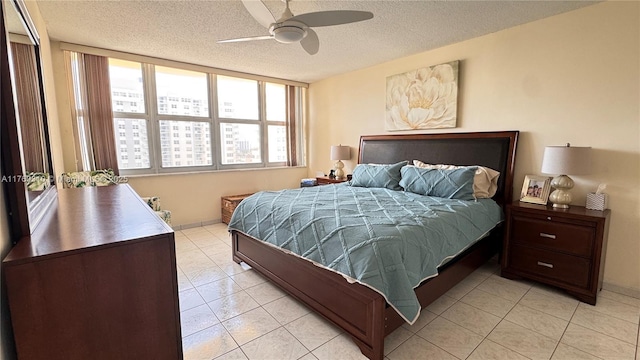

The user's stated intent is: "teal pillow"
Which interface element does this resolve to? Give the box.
[349,161,408,190]
[400,166,477,200]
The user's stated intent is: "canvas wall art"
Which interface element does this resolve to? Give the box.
[385,60,459,131]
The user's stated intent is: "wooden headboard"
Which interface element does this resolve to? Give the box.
[358,131,519,206]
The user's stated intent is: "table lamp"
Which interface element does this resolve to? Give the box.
[541,143,592,209]
[330,145,350,180]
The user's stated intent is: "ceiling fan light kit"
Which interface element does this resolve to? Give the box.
[219,0,374,55]
[271,23,307,43]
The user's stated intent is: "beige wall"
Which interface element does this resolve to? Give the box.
[125,167,307,227]
[308,2,640,293]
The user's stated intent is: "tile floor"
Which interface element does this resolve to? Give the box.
[176,223,640,360]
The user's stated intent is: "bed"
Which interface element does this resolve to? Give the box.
[229,131,518,359]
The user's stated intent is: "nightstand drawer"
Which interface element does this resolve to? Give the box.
[510,244,590,288]
[511,216,594,257]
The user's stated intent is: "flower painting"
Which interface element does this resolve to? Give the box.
[385,61,459,131]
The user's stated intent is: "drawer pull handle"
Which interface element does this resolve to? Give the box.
[540,233,556,239]
[537,261,554,269]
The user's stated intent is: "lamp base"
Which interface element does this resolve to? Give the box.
[549,174,574,209]
[550,200,570,209]
[334,160,345,179]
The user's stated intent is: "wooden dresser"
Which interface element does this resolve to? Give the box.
[501,201,610,304]
[3,185,182,360]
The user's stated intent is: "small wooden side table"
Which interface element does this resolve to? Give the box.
[221,193,254,224]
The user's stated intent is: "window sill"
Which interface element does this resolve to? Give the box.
[123,165,307,179]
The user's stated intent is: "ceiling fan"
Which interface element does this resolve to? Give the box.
[218,0,374,55]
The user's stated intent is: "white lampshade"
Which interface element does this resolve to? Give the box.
[330,145,350,161]
[541,144,592,209]
[541,144,592,175]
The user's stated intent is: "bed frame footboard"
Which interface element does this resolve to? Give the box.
[232,230,386,359]
[231,228,501,359]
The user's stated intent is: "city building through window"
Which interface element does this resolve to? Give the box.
[107,58,303,174]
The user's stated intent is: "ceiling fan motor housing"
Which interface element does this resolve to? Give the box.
[270,21,307,43]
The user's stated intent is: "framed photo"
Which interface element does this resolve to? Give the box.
[520,175,552,205]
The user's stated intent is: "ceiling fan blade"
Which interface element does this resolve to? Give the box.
[241,0,276,28]
[301,28,319,55]
[290,10,373,27]
[217,35,274,43]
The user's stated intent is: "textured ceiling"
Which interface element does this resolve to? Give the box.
[34,0,596,83]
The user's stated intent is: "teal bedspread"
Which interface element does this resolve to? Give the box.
[228,184,503,324]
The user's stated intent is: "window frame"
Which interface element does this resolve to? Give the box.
[110,60,300,176]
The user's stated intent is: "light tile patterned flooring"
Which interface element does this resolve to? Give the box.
[177,224,640,360]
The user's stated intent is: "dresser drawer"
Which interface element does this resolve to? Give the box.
[509,244,590,288]
[511,216,594,257]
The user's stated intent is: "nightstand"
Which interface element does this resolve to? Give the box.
[501,201,610,305]
[221,193,254,224]
[316,176,350,185]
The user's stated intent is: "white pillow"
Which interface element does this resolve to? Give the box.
[413,160,500,199]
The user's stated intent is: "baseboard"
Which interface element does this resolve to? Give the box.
[603,282,640,300]
[172,219,222,230]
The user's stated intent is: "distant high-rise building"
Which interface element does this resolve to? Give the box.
[111,74,286,169]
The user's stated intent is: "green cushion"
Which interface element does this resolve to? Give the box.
[61,169,127,188]
[25,172,50,191]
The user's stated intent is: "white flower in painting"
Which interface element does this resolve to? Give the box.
[386,63,458,130]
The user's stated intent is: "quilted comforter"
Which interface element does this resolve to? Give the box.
[228,184,503,324]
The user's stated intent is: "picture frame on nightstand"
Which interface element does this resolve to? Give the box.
[519,175,551,205]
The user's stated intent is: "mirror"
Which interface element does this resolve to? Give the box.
[1,0,56,242]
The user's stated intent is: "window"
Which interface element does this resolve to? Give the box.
[156,66,208,118]
[217,76,258,120]
[160,120,211,168]
[220,123,260,164]
[268,125,287,162]
[113,118,149,169]
[107,56,304,174]
[265,83,287,162]
[266,83,286,121]
[109,59,145,114]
